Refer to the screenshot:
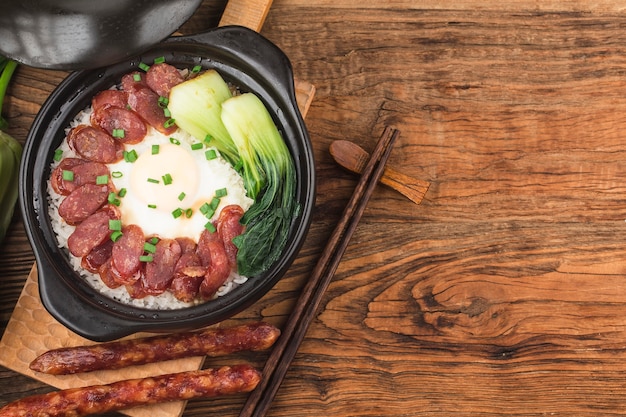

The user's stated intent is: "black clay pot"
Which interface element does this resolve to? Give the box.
[19,26,316,342]
[0,0,203,69]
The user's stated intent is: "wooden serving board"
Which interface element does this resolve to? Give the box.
[0,0,315,416]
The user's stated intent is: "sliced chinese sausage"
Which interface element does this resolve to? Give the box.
[121,71,147,91]
[146,63,184,97]
[197,227,231,299]
[142,238,181,296]
[217,204,245,270]
[81,239,114,273]
[67,124,123,163]
[58,183,109,225]
[126,83,177,135]
[92,89,128,112]
[52,159,112,196]
[98,258,123,289]
[170,252,206,302]
[91,105,147,144]
[67,206,119,258]
[50,157,86,195]
[111,224,145,282]
[125,272,150,299]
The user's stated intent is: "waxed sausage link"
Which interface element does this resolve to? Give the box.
[29,322,280,375]
[1,365,261,417]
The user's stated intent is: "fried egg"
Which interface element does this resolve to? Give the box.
[108,128,253,241]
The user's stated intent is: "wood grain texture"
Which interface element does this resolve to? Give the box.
[4,1,626,416]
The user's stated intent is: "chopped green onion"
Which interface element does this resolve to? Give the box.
[124,149,138,162]
[147,178,159,184]
[191,65,202,73]
[203,134,212,144]
[162,173,173,185]
[215,188,227,198]
[191,142,203,151]
[112,171,123,178]
[172,208,183,218]
[143,242,156,253]
[53,149,63,161]
[112,128,125,139]
[164,118,176,128]
[118,188,127,197]
[210,197,220,209]
[96,175,108,185]
[139,62,150,72]
[169,137,180,145]
[110,230,123,242]
[139,255,153,262]
[148,204,157,209]
[178,192,186,201]
[62,170,74,181]
[154,56,166,64]
[158,96,169,108]
[204,221,216,233]
[108,219,122,231]
[163,108,171,118]
[199,202,210,215]
[185,208,193,218]
[152,144,160,155]
[133,73,142,82]
[205,149,217,160]
[107,192,119,205]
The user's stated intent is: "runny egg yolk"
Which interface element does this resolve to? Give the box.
[130,144,199,213]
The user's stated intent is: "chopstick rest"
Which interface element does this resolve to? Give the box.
[239,126,400,417]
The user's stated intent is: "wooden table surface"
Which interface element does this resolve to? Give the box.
[3,0,626,415]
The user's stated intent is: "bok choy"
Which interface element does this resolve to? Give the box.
[168,70,299,277]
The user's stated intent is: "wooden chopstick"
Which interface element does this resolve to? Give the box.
[238,126,400,417]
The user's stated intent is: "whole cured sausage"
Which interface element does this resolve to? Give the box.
[29,322,280,375]
[1,365,261,417]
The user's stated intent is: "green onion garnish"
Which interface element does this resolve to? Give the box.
[205,149,217,160]
[210,197,220,209]
[204,221,216,233]
[162,173,173,185]
[152,144,160,155]
[191,142,203,151]
[112,171,123,178]
[169,137,180,145]
[143,242,156,253]
[158,96,169,108]
[215,188,227,198]
[164,118,176,128]
[148,204,157,209]
[108,219,122,231]
[124,149,138,162]
[112,128,125,139]
[139,62,150,72]
[185,208,193,218]
[204,134,212,144]
[110,231,123,242]
[96,175,108,185]
[118,188,127,197]
[154,56,166,64]
[172,208,183,218]
[191,65,202,73]
[150,237,159,244]
[139,255,153,262]
[163,108,171,118]
[62,170,74,181]
[147,178,159,184]
[178,192,186,201]
[53,149,63,161]
[133,73,142,82]
[107,192,120,205]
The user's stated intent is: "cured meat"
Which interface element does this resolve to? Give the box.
[91,89,128,112]
[67,206,119,258]
[29,322,280,375]
[217,204,245,269]
[142,238,181,295]
[91,105,147,144]
[67,124,123,163]
[58,183,109,225]
[197,227,231,299]
[126,83,177,135]
[170,252,205,302]
[2,365,261,417]
[146,62,184,97]
[81,239,114,273]
[97,259,123,289]
[110,224,145,282]
[50,158,109,196]
[121,71,147,91]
